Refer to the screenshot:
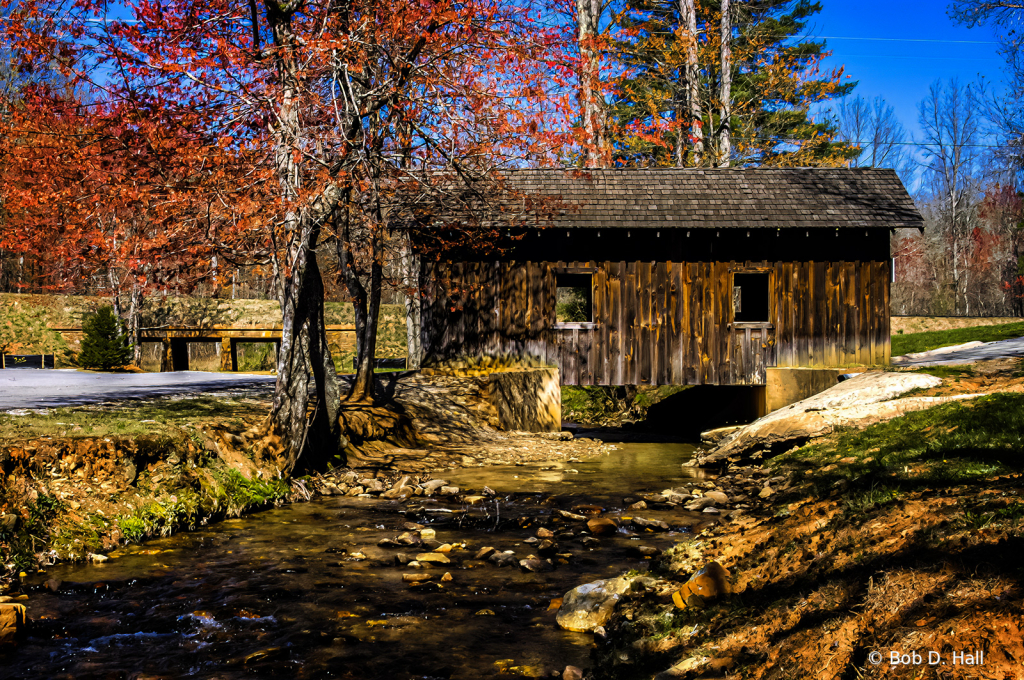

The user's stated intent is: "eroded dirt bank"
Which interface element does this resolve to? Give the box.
[592,373,1024,680]
[0,374,606,590]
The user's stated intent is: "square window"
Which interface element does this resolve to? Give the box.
[555,273,593,323]
[733,272,770,322]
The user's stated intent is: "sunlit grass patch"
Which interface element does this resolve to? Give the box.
[774,393,1024,491]
[0,396,267,442]
[892,321,1024,356]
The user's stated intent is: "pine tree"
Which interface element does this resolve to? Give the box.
[78,306,133,371]
[611,0,859,167]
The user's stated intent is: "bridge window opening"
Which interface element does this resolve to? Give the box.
[733,272,770,323]
[555,273,593,323]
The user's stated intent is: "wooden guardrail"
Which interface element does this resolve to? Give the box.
[52,326,356,372]
[1,354,56,369]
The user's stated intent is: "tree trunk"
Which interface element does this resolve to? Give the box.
[108,269,122,320]
[301,248,342,460]
[336,203,383,404]
[127,283,143,366]
[680,0,703,165]
[576,0,609,168]
[271,213,344,471]
[718,0,732,167]
[264,5,343,473]
[402,237,422,369]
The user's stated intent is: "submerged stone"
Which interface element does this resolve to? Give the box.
[555,577,632,633]
[587,517,618,536]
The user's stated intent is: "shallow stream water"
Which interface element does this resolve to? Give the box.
[4,442,705,680]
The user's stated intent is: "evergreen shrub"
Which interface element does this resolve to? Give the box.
[78,306,133,370]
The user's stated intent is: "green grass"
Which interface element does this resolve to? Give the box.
[775,393,1024,492]
[891,321,1024,356]
[0,396,266,442]
[910,365,975,379]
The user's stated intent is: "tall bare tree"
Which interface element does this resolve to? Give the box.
[718,0,732,166]
[918,79,986,314]
[833,95,915,184]
[576,0,612,167]
[675,0,704,167]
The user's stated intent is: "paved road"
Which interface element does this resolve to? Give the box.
[0,370,276,410]
[892,336,1024,367]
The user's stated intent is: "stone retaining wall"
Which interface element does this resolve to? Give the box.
[400,367,561,439]
[487,368,561,433]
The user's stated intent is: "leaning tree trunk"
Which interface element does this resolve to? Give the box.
[271,211,344,472]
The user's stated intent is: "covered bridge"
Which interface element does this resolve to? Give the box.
[419,167,923,397]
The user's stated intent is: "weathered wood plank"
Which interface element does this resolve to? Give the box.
[681,262,694,384]
[638,262,652,384]
[608,262,623,385]
[824,262,837,368]
[593,264,607,384]
[653,262,666,384]
[427,252,892,385]
[668,262,682,384]
[624,261,638,384]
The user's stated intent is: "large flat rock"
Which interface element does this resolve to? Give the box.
[694,372,942,465]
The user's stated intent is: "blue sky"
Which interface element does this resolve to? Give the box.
[810,0,1006,142]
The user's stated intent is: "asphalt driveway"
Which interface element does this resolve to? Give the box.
[0,370,276,410]
[891,336,1024,367]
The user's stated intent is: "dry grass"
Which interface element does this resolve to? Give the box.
[599,391,1024,680]
[892,315,1021,334]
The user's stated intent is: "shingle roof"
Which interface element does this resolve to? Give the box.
[495,167,923,230]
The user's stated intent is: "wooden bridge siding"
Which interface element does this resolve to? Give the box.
[422,259,890,385]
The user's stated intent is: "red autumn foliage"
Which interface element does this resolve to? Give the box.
[0,0,579,468]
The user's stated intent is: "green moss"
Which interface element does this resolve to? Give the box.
[0,494,67,572]
[892,321,1024,356]
[111,469,289,549]
[50,514,110,559]
[201,469,290,518]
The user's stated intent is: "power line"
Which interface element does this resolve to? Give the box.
[758,137,1016,150]
[828,54,1001,61]
[813,36,1000,45]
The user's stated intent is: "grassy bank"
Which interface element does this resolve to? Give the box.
[598,392,1024,679]
[0,395,293,576]
[892,319,1024,356]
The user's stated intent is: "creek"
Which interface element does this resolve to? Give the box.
[4,442,706,680]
